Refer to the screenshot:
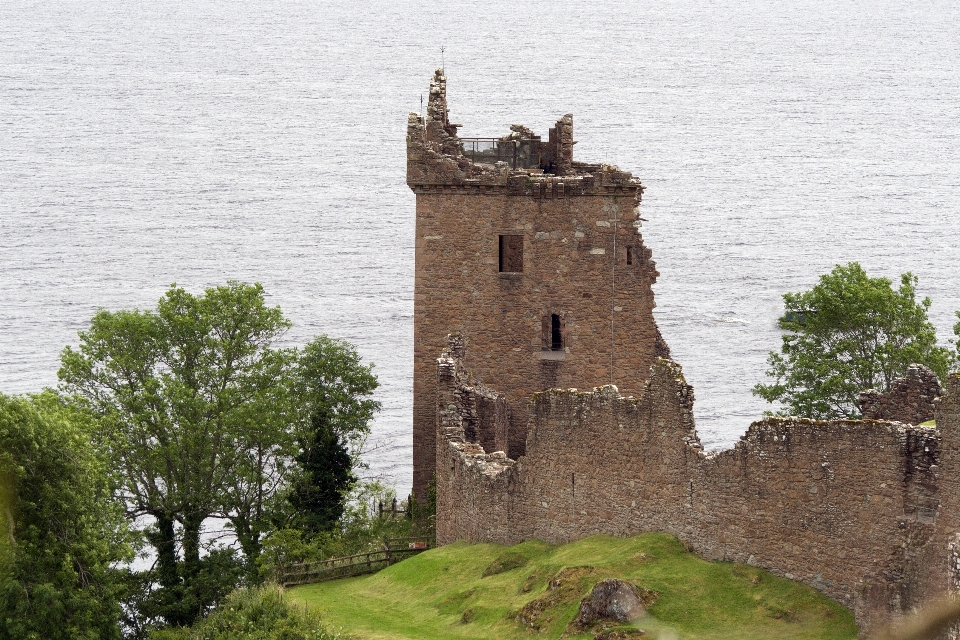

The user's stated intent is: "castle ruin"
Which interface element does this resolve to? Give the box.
[406,70,959,637]
[407,69,668,502]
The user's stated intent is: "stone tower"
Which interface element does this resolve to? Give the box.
[406,70,669,500]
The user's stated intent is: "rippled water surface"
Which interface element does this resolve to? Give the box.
[3,0,959,494]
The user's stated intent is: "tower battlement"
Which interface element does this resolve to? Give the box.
[407,69,642,195]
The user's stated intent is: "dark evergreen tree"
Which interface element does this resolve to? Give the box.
[288,410,355,535]
[284,336,379,536]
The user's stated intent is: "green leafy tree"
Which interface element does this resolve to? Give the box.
[294,336,381,464]
[57,283,381,630]
[286,336,379,535]
[754,263,952,419]
[955,312,960,362]
[0,391,132,640]
[58,282,296,626]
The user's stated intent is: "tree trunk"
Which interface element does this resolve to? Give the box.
[180,510,205,624]
[231,513,262,583]
[150,513,179,592]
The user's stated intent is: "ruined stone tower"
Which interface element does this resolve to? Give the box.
[407,70,669,500]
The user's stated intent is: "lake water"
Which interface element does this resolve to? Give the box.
[3,0,959,496]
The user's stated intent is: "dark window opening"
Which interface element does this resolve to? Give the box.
[499,235,524,273]
[626,246,633,265]
[551,314,562,350]
[543,313,565,351]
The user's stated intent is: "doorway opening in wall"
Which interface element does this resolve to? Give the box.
[499,235,524,273]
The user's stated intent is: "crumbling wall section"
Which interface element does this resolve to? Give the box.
[690,418,938,630]
[859,364,943,425]
[545,114,574,176]
[435,334,517,544]
[436,348,948,635]
[509,359,700,545]
[908,373,960,637]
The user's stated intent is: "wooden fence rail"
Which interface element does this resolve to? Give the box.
[279,536,435,587]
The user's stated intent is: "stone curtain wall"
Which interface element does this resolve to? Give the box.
[859,363,943,425]
[915,374,960,637]
[436,343,957,635]
[408,69,669,500]
[436,336,517,542]
[691,419,939,630]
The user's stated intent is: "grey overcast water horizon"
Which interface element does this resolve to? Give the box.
[3,0,959,497]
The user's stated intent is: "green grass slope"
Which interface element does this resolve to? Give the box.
[290,533,857,640]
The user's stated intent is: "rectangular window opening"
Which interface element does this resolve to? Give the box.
[499,235,524,273]
[626,245,633,265]
[542,313,565,351]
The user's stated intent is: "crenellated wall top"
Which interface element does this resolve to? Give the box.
[406,69,643,196]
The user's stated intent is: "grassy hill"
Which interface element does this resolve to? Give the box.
[289,533,857,640]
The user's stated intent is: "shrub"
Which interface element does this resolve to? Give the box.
[149,586,341,640]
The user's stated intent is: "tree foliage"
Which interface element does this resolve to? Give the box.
[0,391,132,640]
[753,262,952,419]
[258,481,421,582]
[287,413,355,536]
[56,282,380,629]
[293,336,381,461]
[955,311,960,361]
[59,281,295,625]
[286,336,380,535]
[0,281,385,635]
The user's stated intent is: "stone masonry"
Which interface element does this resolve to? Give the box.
[408,69,669,500]
[436,338,954,636]
[409,69,958,637]
[859,363,943,425]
